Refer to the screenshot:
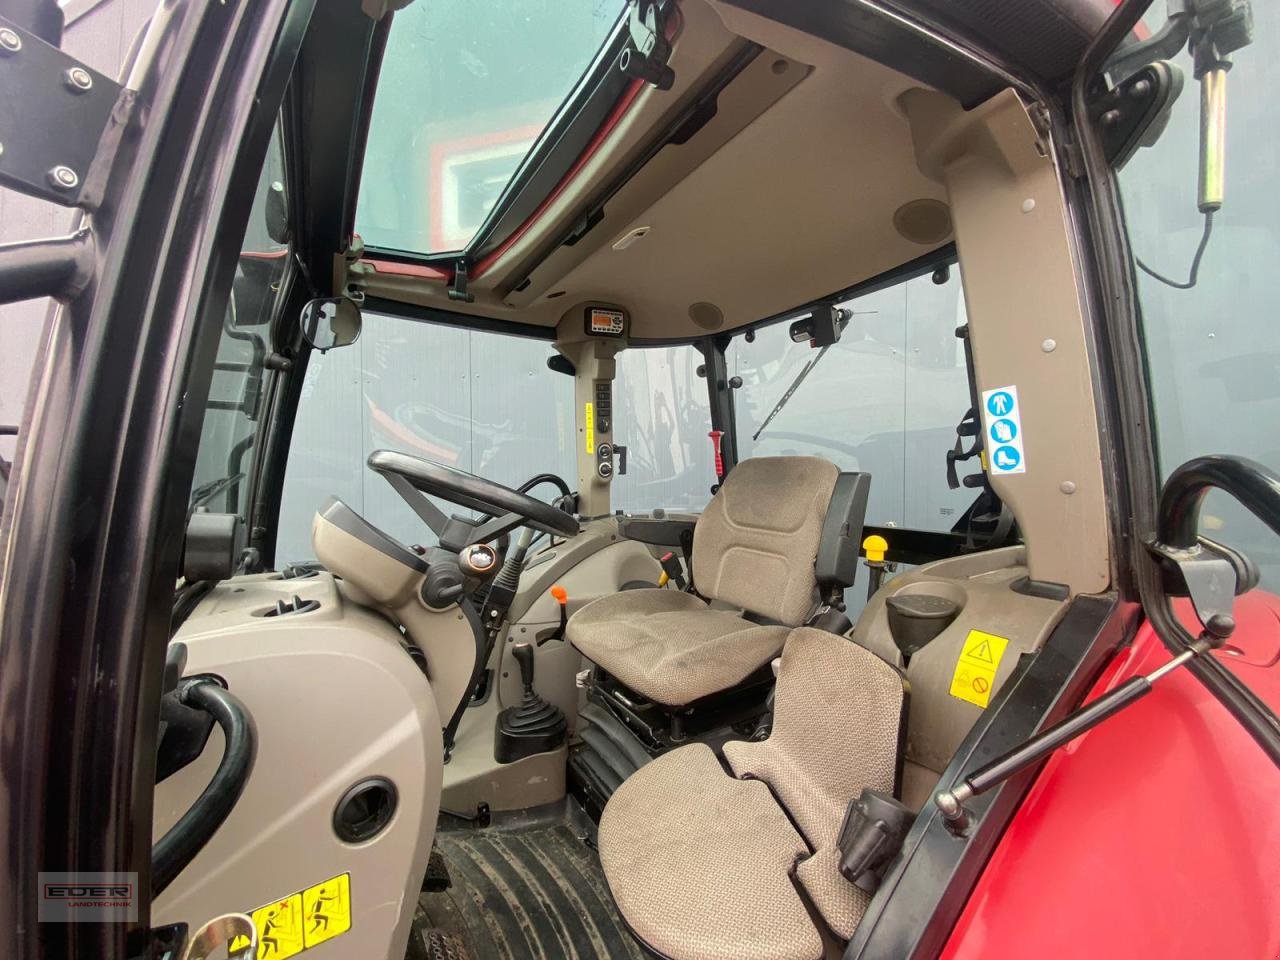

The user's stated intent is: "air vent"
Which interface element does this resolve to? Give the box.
[262,595,320,617]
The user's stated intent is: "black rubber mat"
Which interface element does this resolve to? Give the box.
[416,823,648,960]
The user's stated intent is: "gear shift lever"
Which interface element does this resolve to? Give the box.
[513,642,536,693]
[494,643,567,763]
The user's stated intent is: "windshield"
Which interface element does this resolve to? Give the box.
[357,0,625,256]
[276,315,574,564]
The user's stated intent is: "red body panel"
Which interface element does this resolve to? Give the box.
[942,592,1280,960]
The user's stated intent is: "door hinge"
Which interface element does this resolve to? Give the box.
[449,258,474,303]
[0,16,129,208]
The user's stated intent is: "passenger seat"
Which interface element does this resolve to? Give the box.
[597,627,907,960]
[569,456,869,706]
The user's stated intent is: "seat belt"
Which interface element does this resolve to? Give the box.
[948,323,1017,549]
[678,526,696,593]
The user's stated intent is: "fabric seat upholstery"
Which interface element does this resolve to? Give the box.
[598,627,906,958]
[599,743,819,960]
[725,630,904,938]
[566,588,790,705]
[569,456,839,706]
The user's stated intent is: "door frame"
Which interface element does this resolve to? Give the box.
[0,1,313,956]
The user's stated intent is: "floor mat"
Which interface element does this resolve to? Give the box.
[417,822,648,960]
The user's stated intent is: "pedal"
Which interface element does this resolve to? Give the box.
[422,844,451,892]
[422,930,471,960]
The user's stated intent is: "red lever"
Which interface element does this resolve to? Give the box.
[708,429,725,480]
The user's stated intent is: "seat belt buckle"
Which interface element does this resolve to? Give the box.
[659,551,686,590]
[836,788,913,893]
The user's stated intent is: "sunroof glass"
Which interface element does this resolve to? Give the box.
[357,0,626,257]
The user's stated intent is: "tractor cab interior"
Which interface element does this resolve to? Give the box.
[152,1,1145,958]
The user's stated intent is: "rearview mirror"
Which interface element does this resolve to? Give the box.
[265,179,289,244]
[300,297,362,352]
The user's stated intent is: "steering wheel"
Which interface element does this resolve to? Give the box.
[368,449,579,551]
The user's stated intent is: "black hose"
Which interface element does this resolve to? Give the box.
[1136,211,1214,290]
[515,473,573,498]
[151,679,256,895]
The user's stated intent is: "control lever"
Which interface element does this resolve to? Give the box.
[935,619,1234,832]
[513,642,536,689]
[494,643,567,763]
[538,585,569,646]
[862,535,892,601]
[708,430,725,482]
[481,526,534,634]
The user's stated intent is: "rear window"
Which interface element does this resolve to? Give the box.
[729,267,975,533]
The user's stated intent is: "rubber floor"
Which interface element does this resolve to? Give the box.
[416,822,649,960]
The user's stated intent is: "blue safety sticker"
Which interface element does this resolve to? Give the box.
[982,385,1026,475]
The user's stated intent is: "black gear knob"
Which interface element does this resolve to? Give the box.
[512,642,535,691]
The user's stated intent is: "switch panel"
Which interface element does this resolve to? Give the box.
[593,381,613,482]
[594,381,612,435]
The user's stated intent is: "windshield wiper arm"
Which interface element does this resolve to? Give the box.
[753,344,833,442]
[188,473,245,517]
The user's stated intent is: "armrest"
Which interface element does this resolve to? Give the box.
[618,513,698,547]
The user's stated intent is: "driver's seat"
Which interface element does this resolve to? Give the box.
[568,456,867,707]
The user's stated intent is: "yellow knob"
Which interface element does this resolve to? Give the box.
[862,534,888,564]
[658,570,670,588]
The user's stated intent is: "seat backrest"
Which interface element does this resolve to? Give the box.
[691,456,839,626]
[723,627,906,939]
[724,627,905,850]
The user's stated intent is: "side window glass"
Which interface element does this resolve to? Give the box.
[277,317,575,562]
[729,268,974,533]
[1118,9,1280,592]
[189,127,290,520]
[612,345,717,513]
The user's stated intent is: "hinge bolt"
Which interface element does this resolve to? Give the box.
[65,66,93,92]
[48,165,79,190]
[0,28,21,53]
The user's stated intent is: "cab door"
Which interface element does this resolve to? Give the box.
[940,2,1280,956]
[0,2,313,957]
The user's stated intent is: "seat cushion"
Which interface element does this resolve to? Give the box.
[692,456,839,625]
[724,629,905,938]
[599,743,822,960]
[567,589,789,706]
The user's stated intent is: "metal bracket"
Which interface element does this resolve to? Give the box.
[448,258,474,303]
[618,0,675,90]
[1090,61,1184,168]
[1143,535,1239,636]
[0,16,127,208]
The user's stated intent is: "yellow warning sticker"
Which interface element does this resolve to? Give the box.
[302,873,352,948]
[949,629,1009,709]
[251,894,305,959]
[584,402,595,454]
[234,874,351,959]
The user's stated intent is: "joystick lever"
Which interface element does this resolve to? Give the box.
[494,643,567,764]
